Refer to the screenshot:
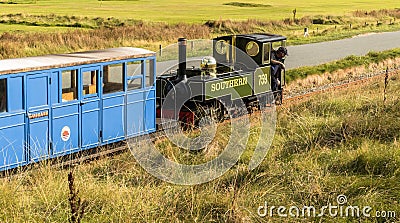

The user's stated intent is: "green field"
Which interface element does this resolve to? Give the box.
[1,2,400,222]
[0,0,399,23]
[0,0,398,58]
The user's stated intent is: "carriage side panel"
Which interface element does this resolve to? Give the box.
[0,76,26,170]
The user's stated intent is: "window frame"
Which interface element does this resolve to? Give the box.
[126,59,145,91]
[145,58,155,87]
[61,69,78,103]
[262,43,271,65]
[103,62,125,95]
[127,76,143,91]
[0,78,7,113]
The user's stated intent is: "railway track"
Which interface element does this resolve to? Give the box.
[19,66,400,172]
[283,66,399,104]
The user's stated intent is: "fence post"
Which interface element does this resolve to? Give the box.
[383,67,389,104]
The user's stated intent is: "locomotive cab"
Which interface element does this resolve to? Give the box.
[156,33,287,127]
[213,34,287,97]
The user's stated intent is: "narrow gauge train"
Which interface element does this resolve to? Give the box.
[0,33,286,171]
[156,33,286,126]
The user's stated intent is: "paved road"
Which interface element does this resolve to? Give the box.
[285,31,400,69]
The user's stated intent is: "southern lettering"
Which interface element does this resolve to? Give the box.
[210,77,248,92]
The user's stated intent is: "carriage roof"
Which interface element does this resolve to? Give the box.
[0,47,155,75]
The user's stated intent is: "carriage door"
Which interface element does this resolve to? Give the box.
[27,72,51,161]
[80,66,101,148]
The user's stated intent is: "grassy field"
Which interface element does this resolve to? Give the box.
[0,11,399,59]
[0,0,399,23]
[0,1,400,222]
[1,64,399,222]
[0,1,398,58]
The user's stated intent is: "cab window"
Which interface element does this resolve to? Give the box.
[263,43,271,64]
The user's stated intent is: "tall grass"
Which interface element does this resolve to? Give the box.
[0,23,212,58]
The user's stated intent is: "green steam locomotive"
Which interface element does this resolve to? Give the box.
[156,33,287,126]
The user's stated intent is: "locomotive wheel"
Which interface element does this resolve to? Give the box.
[194,102,225,127]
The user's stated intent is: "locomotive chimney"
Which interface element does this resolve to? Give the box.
[178,37,187,80]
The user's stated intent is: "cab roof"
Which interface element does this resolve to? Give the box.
[237,33,287,42]
[216,33,287,43]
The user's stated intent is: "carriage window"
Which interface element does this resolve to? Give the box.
[127,61,142,77]
[103,63,124,94]
[127,78,142,90]
[62,70,77,101]
[0,79,7,112]
[145,59,155,87]
[82,70,98,96]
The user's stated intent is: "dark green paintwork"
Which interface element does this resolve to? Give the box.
[204,73,253,100]
[253,66,271,95]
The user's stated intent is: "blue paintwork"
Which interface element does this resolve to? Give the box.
[102,94,125,143]
[126,90,145,137]
[8,77,24,111]
[145,89,156,133]
[0,113,26,169]
[52,106,80,155]
[0,54,157,171]
[27,72,51,162]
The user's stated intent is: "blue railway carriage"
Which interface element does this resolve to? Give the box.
[0,47,156,171]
